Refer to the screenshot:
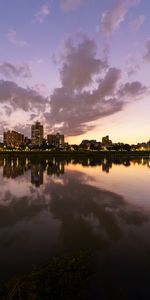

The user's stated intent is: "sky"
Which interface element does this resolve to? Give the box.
[0,0,150,144]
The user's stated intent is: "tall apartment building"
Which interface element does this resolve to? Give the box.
[102,135,112,147]
[47,133,64,147]
[3,130,24,147]
[31,121,43,146]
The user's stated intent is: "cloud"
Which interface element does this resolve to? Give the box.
[60,35,108,90]
[35,4,50,23]
[7,30,29,47]
[0,80,47,113]
[143,38,150,63]
[47,89,123,136]
[100,0,141,36]
[95,67,121,97]
[47,68,122,135]
[0,62,32,79]
[13,124,32,138]
[130,15,145,32]
[0,80,49,136]
[118,82,146,98]
[125,53,141,77]
[44,35,146,136]
[31,83,49,96]
[1,30,147,137]
[60,0,83,12]
[127,65,140,77]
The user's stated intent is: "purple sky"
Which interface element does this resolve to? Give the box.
[0,0,150,144]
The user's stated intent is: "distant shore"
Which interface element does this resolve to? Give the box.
[0,150,150,158]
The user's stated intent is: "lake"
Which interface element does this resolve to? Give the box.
[0,155,150,298]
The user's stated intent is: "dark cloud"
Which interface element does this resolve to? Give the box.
[45,35,146,136]
[2,105,13,117]
[46,85,124,136]
[60,36,107,90]
[0,62,32,79]
[0,34,147,138]
[13,124,31,138]
[95,68,121,97]
[0,80,47,112]
[0,120,8,134]
[118,81,146,97]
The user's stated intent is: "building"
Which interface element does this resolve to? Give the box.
[102,135,112,147]
[24,136,31,146]
[31,121,43,146]
[3,130,24,147]
[47,133,64,147]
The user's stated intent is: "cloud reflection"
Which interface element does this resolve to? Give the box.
[0,156,150,283]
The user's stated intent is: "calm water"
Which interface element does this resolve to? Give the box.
[0,155,150,298]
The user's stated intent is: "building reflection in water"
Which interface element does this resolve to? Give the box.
[31,159,65,187]
[1,156,150,187]
[0,158,4,168]
[3,157,30,178]
[47,160,64,176]
[31,164,44,187]
[1,157,65,187]
[102,158,112,173]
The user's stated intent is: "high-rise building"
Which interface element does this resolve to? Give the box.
[47,133,64,147]
[3,130,24,147]
[102,135,112,147]
[31,121,43,146]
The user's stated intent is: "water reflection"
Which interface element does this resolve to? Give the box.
[47,160,65,177]
[0,155,150,297]
[49,171,148,251]
[31,164,44,187]
[3,157,29,178]
[1,156,150,184]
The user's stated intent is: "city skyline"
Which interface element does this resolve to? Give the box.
[3,125,150,148]
[0,0,150,144]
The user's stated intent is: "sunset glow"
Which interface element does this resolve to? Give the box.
[0,0,150,144]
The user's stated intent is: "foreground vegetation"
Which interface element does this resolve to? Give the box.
[0,251,93,300]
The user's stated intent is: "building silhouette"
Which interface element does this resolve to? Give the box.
[47,133,64,147]
[31,121,43,146]
[102,135,112,147]
[3,130,24,147]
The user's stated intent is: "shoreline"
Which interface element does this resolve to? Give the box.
[0,150,150,158]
